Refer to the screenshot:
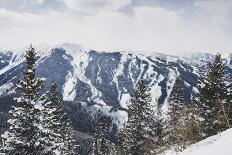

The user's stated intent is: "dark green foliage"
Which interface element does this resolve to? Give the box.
[0,112,8,136]
[185,103,202,144]
[0,95,15,136]
[120,79,157,155]
[166,77,187,151]
[116,128,127,155]
[195,54,231,138]
[92,112,111,155]
[48,81,77,154]
[226,83,232,125]
[153,107,166,154]
[74,131,93,155]
[1,45,45,154]
[66,105,97,134]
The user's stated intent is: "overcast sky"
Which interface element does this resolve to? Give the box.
[0,0,231,55]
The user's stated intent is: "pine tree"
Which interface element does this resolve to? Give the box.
[152,105,166,154]
[176,101,202,146]
[166,77,188,151]
[0,136,5,154]
[195,53,231,138]
[47,81,77,154]
[92,113,111,155]
[227,83,232,124]
[116,128,127,155]
[121,79,157,155]
[0,45,48,154]
[0,46,77,155]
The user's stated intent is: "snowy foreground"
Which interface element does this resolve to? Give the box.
[167,128,232,155]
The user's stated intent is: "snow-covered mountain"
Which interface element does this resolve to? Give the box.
[0,43,231,154]
[0,43,231,109]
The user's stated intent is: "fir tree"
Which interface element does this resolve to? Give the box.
[195,53,231,138]
[0,136,5,154]
[0,46,76,155]
[116,128,127,155]
[0,45,48,154]
[152,105,166,154]
[184,103,202,144]
[166,77,188,151]
[121,79,157,155]
[47,81,77,154]
[92,113,111,155]
[116,120,133,155]
[227,83,232,124]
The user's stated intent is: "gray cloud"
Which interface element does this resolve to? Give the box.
[0,0,231,55]
[0,0,65,13]
[62,0,132,15]
[131,0,195,10]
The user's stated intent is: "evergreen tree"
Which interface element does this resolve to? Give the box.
[92,113,111,155]
[121,79,157,155]
[0,46,77,155]
[116,128,127,155]
[227,83,232,124]
[195,53,231,138]
[0,46,48,154]
[152,105,166,154]
[166,77,188,151]
[47,81,77,154]
[0,136,4,153]
[184,103,202,144]
[116,119,134,155]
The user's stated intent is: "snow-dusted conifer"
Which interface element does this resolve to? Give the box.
[153,105,166,154]
[116,128,127,155]
[47,81,77,154]
[227,83,232,124]
[92,113,111,155]
[185,103,202,144]
[0,136,5,154]
[195,53,231,138]
[121,79,157,155]
[0,45,48,154]
[166,77,188,151]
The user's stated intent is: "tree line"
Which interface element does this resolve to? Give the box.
[0,46,231,155]
[90,53,232,155]
[0,46,77,155]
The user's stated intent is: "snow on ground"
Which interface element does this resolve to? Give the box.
[63,46,105,104]
[0,82,14,95]
[134,56,147,87]
[166,128,232,155]
[0,44,53,76]
[221,53,232,69]
[113,52,128,102]
[62,71,77,101]
[128,55,138,88]
[191,66,201,77]
[183,81,191,88]
[110,109,128,129]
[0,51,24,76]
[119,93,130,109]
[150,74,164,104]
[162,68,177,110]
[87,103,128,129]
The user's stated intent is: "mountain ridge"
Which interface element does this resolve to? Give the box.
[0,43,231,143]
[0,43,231,106]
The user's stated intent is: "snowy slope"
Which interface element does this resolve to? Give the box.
[167,128,232,155]
[0,43,231,146]
[0,43,231,107]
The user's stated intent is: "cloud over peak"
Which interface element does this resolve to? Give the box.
[0,0,231,55]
